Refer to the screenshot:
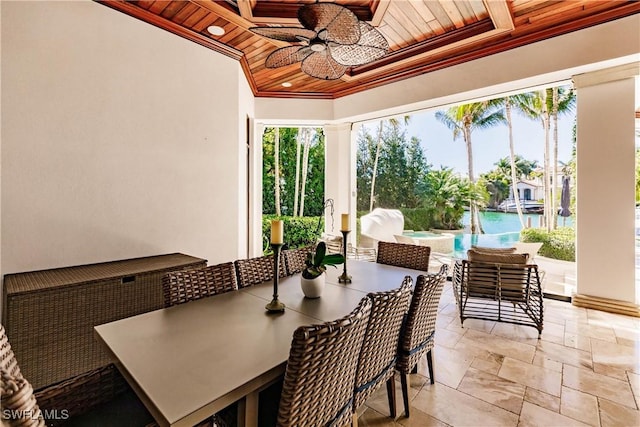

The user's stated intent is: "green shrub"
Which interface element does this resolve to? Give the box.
[520,227,575,261]
[262,215,324,253]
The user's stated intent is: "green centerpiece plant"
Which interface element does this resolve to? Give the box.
[302,241,345,279]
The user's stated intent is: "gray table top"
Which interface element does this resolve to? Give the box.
[94,260,423,427]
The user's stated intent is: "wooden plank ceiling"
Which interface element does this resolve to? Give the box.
[100,0,640,99]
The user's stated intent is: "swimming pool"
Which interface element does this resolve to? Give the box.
[454,232,521,258]
[452,211,546,257]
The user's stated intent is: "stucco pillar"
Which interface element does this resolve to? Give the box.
[250,122,264,257]
[324,123,356,241]
[572,64,639,314]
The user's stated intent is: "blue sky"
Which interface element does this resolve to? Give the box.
[363,107,575,177]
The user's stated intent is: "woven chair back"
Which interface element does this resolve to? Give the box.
[376,241,431,271]
[354,278,412,408]
[162,262,238,307]
[0,324,21,379]
[282,246,314,276]
[277,296,372,427]
[1,324,45,426]
[234,255,286,288]
[397,265,448,374]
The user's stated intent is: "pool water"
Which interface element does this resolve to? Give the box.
[451,211,574,258]
[453,232,521,258]
[405,231,440,238]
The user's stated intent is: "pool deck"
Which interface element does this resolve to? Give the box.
[535,255,576,298]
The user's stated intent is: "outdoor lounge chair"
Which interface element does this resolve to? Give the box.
[452,249,544,336]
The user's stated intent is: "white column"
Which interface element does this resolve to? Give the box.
[249,122,265,257]
[324,123,355,239]
[573,64,639,312]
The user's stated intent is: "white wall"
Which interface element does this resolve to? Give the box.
[1,0,248,273]
[236,66,255,258]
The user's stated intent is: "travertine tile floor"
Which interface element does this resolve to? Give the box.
[360,283,640,427]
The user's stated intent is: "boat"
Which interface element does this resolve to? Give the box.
[497,200,544,214]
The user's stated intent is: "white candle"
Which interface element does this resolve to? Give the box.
[270,220,283,244]
[341,214,350,231]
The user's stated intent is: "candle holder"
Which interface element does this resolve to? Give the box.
[338,230,352,283]
[265,243,286,313]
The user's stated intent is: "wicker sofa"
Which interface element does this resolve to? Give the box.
[452,249,544,336]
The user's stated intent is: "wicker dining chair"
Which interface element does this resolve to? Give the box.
[1,323,144,427]
[282,245,314,276]
[377,241,431,271]
[234,254,287,288]
[1,323,45,427]
[354,278,412,420]
[396,265,448,418]
[1,366,45,427]
[277,296,373,427]
[1,323,221,427]
[162,262,238,307]
[1,322,139,427]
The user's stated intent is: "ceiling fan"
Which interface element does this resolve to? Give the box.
[250,3,389,80]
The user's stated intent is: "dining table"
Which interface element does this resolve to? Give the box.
[94,260,426,427]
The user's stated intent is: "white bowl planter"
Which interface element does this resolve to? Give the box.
[301,274,325,298]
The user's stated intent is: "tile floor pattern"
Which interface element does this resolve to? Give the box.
[359,283,640,427]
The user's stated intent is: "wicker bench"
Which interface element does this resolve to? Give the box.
[2,253,207,419]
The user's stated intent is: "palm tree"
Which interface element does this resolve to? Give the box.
[517,91,552,230]
[501,94,536,228]
[480,170,510,209]
[435,101,504,234]
[423,167,473,230]
[495,155,538,180]
[519,87,574,231]
[369,115,411,211]
[548,87,576,228]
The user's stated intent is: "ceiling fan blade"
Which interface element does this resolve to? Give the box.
[265,46,312,68]
[250,26,316,43]
[329,22,389,66]
[298,3,359,45]
[301,51,347,80]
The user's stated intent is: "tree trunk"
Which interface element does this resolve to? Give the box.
[274,127,281,217]
[293,129,302,217]
[464,126,481,234]
[551,87,559,229]
[299,128,311,217]
[506,100,526,228]
[543,115,552,232]
[369,121,384,212]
